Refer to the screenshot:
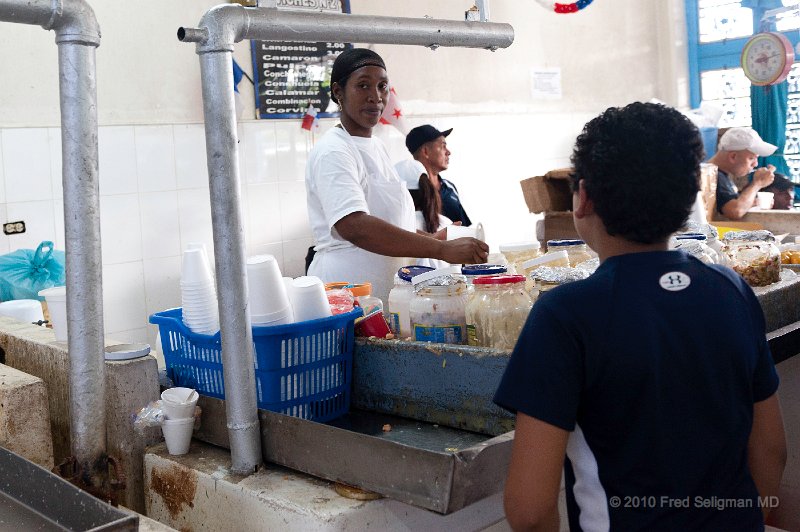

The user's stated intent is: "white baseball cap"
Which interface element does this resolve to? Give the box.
[718,128,777,157]
[394,159,427,190]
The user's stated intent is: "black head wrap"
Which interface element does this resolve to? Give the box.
[330,48,386,103]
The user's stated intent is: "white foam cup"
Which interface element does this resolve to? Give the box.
[161,417,194,455]
[161,387,199,419]
[181,248,214,286]
[38,286,67,341]
[446,224,485,241]
[247,255,291,317]
[289,276,332,322]
[0,299,44,324]
[757,191,774,210]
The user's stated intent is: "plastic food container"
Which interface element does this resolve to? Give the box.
[529,266,592,295]
[465,274,532,350]
[546,239,594,267]
[721,230,781,287]
[409,268,468,344]
[673,233,718,264]
[387,265,434,338]
[520,251,570,295]
[499,241,542,274]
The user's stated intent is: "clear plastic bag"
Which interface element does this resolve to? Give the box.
[0,241,65,301]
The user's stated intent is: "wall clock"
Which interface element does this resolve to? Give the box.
[741,31,795,86]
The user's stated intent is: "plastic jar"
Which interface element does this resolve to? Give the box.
[387,265,433,337]
[720,230,781,287]
[409,269,468,344]
[529,266,591,294]
[461,264,507,285]
[519,250,570,296]
[499,241,542,274]
[465,275,532,350]
[347,282,383,316]
[546,239,594,267]
[673,233,718,264]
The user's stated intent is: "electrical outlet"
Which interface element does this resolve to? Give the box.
[3,221,25,235]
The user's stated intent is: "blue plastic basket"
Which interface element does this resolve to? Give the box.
[149,307,362,422]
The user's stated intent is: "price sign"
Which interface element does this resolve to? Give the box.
[251,0,351,119]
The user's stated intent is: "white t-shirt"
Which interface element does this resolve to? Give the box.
[305,127,415,302]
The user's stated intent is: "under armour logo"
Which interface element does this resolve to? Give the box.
[659,272,691,292]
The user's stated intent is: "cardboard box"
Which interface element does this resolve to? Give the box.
[542,211,579,242]
[520,168,573,214]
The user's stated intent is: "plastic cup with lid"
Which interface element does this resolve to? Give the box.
[38,286,67,341]
[289,276,332,322]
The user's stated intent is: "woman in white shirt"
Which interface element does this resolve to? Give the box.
[305,48,487,302]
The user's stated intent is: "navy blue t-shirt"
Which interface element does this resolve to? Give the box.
[440,177,471,226]
[494,251,778,532]
[716,169,740,214]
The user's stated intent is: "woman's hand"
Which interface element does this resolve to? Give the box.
[441,237,489,265]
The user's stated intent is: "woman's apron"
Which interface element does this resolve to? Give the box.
[309,131,415,303]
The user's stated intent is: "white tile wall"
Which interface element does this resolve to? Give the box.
[135,125,177,193]
[100,194,142,265]
[2,128,51,203]
[99,126,138,196]
[174,124,208,190]
[0,112,575,344]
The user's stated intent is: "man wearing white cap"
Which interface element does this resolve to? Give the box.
[708,128,777,220]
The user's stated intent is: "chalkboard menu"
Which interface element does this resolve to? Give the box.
[251,0,351,119]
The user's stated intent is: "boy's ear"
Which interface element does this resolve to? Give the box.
[573,180,594,219]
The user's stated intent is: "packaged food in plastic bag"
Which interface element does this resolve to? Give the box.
[0,241,65,301]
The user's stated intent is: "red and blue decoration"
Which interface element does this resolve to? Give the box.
[535,0,594,14]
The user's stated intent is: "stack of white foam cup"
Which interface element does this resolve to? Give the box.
[160,387,198,456]
[289,276,333,322]
[247,254,294,326]
[181,245,220,334]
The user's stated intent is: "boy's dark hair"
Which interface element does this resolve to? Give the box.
[570,102,704,244]
[763,172,794,192]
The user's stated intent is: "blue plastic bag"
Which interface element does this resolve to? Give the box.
[0,241,66,301]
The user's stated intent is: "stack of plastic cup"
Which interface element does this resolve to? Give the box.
[181,247,219,335]
[160,387,198,456]
[289,276,333,322]
[247,254,294,326]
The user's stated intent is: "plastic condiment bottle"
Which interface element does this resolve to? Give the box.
[387,265,434,338]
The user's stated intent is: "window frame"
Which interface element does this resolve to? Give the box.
[686,0,800,109]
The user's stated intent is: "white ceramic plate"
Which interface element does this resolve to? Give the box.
[104,343,151,361]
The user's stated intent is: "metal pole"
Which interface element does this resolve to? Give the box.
[58,39,106,494]
[0,0,106,492]
[199,51,262,474]
[180,3,514,474]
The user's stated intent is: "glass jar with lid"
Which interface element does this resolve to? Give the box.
[387,265,433,337]
[546,239,594,267]
[720,230,780,287]
[499,241,542,274]
[465,274,532,350]
[409,267,468,344]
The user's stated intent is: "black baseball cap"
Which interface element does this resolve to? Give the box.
[405,125,453,154]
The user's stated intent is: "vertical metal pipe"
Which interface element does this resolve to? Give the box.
[58,39,107,492]
[198,51,262,474]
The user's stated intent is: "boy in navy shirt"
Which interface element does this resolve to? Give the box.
[494,102,786,531]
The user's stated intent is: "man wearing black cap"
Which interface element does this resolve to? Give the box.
[406,125,472,226]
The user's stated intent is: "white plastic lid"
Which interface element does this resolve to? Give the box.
[411,265,463,287]
[499,241,541,253]
[521,250,569,270]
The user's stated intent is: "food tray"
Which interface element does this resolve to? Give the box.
[150,307,362,422]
